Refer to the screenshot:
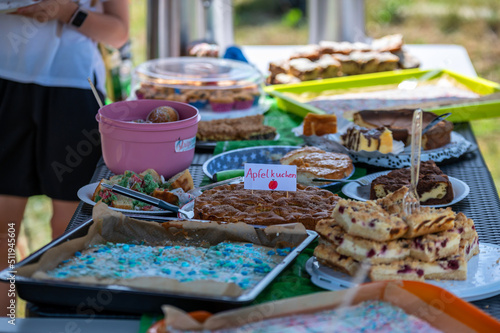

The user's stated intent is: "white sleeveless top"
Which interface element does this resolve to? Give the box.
[0,0,106,94]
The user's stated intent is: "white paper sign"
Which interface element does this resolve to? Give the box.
[244,163,297,191]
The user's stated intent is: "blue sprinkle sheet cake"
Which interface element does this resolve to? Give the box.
[46,242,292,293]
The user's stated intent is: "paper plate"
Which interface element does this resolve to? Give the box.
[306,243,500,302]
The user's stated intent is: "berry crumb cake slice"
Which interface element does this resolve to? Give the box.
[333,199,408,242]
[410,232,461,262]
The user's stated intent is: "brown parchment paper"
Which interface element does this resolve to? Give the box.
[162,281,475,333]
[17,203,309,298]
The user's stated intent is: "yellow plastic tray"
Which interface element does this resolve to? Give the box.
[264,68,500,122]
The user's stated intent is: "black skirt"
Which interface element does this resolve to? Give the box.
[0,78,104,201]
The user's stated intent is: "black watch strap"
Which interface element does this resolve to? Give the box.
[69,7,88,28]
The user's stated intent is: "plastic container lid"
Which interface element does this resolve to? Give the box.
[134,57,264,90]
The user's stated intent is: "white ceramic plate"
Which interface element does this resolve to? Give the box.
[305,243,500,302]
[0,0,40,13]
[341,170,469,208]
[77,182,172,214]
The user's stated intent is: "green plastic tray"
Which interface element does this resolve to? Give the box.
[264,68,500,122]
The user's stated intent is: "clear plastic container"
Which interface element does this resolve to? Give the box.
[132,57,266,119]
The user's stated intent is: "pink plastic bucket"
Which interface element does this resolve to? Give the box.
[97,100,200,178]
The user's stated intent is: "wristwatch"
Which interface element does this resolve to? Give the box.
[69,7,88,28]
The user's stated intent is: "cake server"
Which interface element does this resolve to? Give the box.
[312,178,371,186]
[403,109,423,215]
[101,183,195,218]
[421,112,451,135]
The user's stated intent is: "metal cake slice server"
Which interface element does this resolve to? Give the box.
[421,112,451,135]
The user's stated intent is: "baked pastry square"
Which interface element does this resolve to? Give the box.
[370,259,425,281]
[410,232,461,262]
[288,58,321,81]
[446,212,477,240]
[401,206,455,238]
[423,255,468,280]
[336,232,410,264]
[370,255,468,281]
[315,219,343,245]
[314,242,360,276]
[460,235,480,261]
[333,199,408,242]
[316,219,410,264]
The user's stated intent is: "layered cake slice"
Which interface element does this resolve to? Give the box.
[460,235,480,261]
[376,52,400,72]
[272,73,301,85]
[288,58,321,81]
[316,54,342,78]
[370,160,454,205]
[446,212,477,240]
[402,206,455,238]
[289,44,321,61]
[352,109,453,150]
[423,255,468,280]
[314,242,360,276]
[336,233,410,264]
[341,126,394,154]
[316,218,410,264]
[410,232,461,262]
[333,199,408,242]
[315,219,344,245]
[370,259,425,281]
[370,254,468,281]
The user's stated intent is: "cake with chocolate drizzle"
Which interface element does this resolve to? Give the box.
[353,109,453,150]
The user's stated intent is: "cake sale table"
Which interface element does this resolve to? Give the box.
[5,45,500,333]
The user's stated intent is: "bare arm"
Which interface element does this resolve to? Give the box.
[14,0,129,49]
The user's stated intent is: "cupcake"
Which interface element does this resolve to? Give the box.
[209,92,234,112]
[185,90,209,109]
[166,94,187,103]
[233,92,254,110]
[244,85,261,106]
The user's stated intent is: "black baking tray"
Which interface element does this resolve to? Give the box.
[0,216,317,314]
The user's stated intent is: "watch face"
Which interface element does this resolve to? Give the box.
[72,10,88,27]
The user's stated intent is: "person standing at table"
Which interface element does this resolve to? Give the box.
[0,0,129,317]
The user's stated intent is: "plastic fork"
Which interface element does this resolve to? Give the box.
[312,178,371,186]
[403,109,423,215]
